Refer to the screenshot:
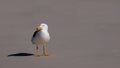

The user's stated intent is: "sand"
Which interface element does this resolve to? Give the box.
[0,0,120,68]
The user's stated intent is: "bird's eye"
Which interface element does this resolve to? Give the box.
[42,25,45,27]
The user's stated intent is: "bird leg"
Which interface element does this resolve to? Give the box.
[43,43,49,56]
[35,45,40,57]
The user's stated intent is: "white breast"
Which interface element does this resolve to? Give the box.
[41,30,50,42]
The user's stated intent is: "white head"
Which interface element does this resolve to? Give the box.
[40,23,48,30]
[36,23,48,31]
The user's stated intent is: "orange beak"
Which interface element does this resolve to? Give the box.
[36,26,41,31]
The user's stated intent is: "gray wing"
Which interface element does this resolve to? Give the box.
[31,30,41,44]
[32,31,39,38]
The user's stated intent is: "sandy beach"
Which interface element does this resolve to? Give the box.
[0,0,120,68]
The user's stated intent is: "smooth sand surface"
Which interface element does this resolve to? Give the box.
[0,0,120,68]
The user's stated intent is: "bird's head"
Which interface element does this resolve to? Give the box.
[40,23,48,30]
[36,23,48,31]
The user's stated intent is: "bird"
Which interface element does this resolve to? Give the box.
[31,23,50,57]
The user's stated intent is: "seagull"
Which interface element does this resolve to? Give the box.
[31,23,50,57]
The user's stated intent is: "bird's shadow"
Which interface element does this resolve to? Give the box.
[7,53,34,57]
